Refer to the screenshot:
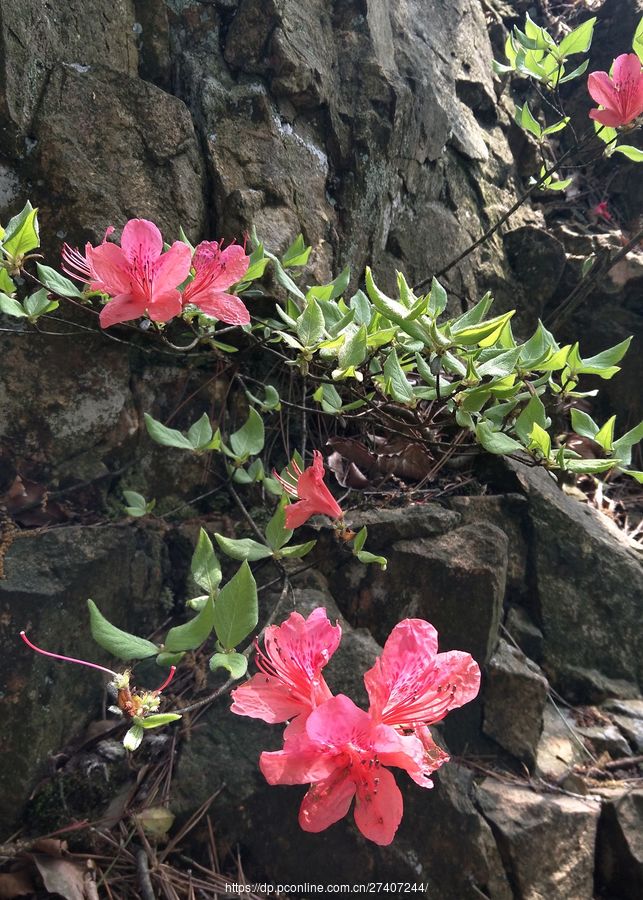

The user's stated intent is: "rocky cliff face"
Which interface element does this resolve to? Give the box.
[1,1,642,897]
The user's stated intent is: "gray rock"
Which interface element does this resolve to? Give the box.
[477,778,601,900]
[596,789,643,900]
[342,503,461,550]
[505,606,544,662]
[573,723,632,759]
[535,704,590,782]
[510,463,643,693]
[483,639,548,766]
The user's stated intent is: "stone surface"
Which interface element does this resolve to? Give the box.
[477,779,601,900]
[596,789,643,900]
[483,638,548,766]
[511,464,643,693]
[0,523,170,836]
[504,606,543,663]
[535,705,588,782]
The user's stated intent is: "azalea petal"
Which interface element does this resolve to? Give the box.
[192,291,250,325]
[99,293,146,328]
[353,767,403,846]
[612,53,642,89]
[207,244,251,289]
[306,695,373,747]
[90,242,132,295]
[365,619,439,720]
[230,674,312,723]
[379,726,448,787]
[146,290,182,323]
[299,770,356,833]
[259,734,337,785]
[153,241,192,294]
[587,71,619,111]
[588,108,625,127]
[120,218,163,266]
[284,498,318,529]
[192,241,220,272]
[263,608,341,694]
[295,462,342,520]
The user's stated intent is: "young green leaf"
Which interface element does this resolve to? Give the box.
[36,264,84,298]
[276,540,317,558]
[570,408,599,440]
[0,293,27,317]
[282,234,312,268]
[140,713,182,729]
[476,422,524,455]
[164,596,216,652]
[528,422,552,459]
[265,497,293,551]
[215,534,273,561]
[613,145,643,163]
[595,415,616,452]
[209,651,248,679]
[23,289,59,319]
[383,349,415,403]
[87,599,158,660]
[191,528,222,594]
[144,413,195,450]
[2,202,39,259]
[187,412,213,450]
[229,407,265,458]
[213,561,258,650]
[356,549,387,569]
[123,724,145,751]
[296,298,325,347]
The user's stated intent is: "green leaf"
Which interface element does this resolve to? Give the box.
[144,413,195,450]
[296,297,325,347]
[364,267,431,344]
[515,395,549,444]
[214,534,273,561]
[350,289,372,326]
[541,176,573,192]
[164,596,215,652]
[36,263,84,298]
[2,202,39,259]
[209,651,248,679]
[265,497,293,551]
[558,59,589,84]
[476,347,521,378]
[338,324,367,369]
[452,311,515,346]
[282,234,312,268]
[528,422,552,458]
[353,526,368,553]
[356,549,387,569]
[595,415,616,452]
[383,349,414,403]
[594,119,618,145]
[140,713,182,729]
[0,293,27,317]
[570,408,599,440]
[23,289,59,319]
[614,144,643,163]
[229,407,265,458]
[277,540,316,558]
[622,469,643,484]
[0,269,15,294]
[451,293,494,331]
[573,337,631,378]
[558,18,596,56]
[476,422,524,455]
[187,413,213,450]
[307,266,350,302]
[564,458,619,474]
[428,277,448,317]
[542,117,570,136]
[123,490,148,517]
[156,651,185,667]
[123,724,144,751]
[87,599,158,660]
[245,384,281,412]
[515,103,542,138]
[191,528,222,594]
[612,420,643,465]
[213,561,258,650]
[634,15,643,63]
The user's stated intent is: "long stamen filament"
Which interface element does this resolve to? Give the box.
[153,666,177,694]
[20,631,118,677]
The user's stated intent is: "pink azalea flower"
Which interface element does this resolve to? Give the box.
[365,619,481,733]
[592,200,612,222]
[274,451,343,529]
[230,608,341,724]
[87,219,192,328]
[181,240,250,325]
[588,53,643,128]
[260,694,434,845]
[61,226,115,291]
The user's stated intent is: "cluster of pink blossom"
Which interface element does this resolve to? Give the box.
[231,609,480,845]
[275,450,344,529]
[62,218,251,329]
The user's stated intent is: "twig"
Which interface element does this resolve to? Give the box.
[136,848,156,900]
